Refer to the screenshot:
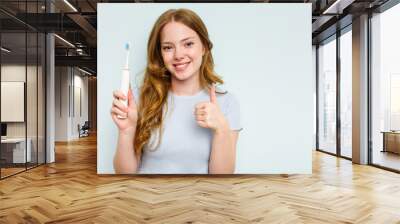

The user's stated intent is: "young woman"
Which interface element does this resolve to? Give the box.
[111,8,241,174]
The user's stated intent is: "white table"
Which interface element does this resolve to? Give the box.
[1,138,31,163]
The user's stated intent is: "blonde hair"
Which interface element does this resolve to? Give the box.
[134,8,223,158]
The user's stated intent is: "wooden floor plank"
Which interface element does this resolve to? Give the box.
[0,134,400,223]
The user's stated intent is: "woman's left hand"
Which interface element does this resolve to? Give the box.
[194,85,230,132]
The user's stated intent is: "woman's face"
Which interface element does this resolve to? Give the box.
[160,21,205,82]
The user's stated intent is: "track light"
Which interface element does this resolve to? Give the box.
[322,0,354,15]
[1,47,11,53]
[54,34,75,48]
[63,0,78,12]
[78,67,93,76]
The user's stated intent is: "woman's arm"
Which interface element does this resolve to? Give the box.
[113,130,139,174]
[208,122,239,174]
[195,86,241,174]
[111,88,139,174]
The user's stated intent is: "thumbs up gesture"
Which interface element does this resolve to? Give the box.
[195,85,229,132]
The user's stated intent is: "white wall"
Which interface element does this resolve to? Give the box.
[98,3,313,174]
[312,45,316,149]
[55,66,68,141]
[1,65,37,137]
[1,66,26,128]
[1,82,24,122]
[72,72,89,138]
[1,63,46,163]
[54,67,89,141]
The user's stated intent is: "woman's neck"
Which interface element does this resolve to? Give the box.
[170,75,202,96]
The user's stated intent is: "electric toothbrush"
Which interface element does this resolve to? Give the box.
[118,43,131,119]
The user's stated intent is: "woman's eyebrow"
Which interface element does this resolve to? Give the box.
[180,36,195,42]
[161,37,196,45]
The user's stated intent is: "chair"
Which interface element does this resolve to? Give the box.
[79,121,90,138]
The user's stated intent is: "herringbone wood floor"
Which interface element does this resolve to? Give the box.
[1,134,400,223]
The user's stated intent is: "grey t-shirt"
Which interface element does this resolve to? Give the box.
[137,88,241,174]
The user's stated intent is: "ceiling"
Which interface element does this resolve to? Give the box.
[0,0,393,75]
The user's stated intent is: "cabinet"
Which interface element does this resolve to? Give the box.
[382,131,400,154]
[0,138,32,164]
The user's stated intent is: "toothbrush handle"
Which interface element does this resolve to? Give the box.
[118,69,130,118]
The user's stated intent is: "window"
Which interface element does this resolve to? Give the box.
[318,36,337,155]
[371,3,400,171]
[339,28,352,158]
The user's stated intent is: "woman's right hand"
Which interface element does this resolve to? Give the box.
[111,88,138,136]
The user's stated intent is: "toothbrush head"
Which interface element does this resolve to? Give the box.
[125,43,130,51]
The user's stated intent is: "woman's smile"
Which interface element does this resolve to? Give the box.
[174,61,191,72]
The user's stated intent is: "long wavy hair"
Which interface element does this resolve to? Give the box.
[134,8,223,158]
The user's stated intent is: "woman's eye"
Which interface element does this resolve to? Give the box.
[162,46,172,51]
[185,42,194,47]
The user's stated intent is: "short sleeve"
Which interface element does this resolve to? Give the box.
[224,93,242,132]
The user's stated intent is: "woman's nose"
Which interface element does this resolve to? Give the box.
[174,46,185,60]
